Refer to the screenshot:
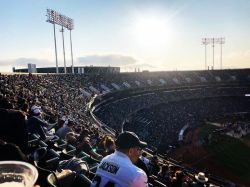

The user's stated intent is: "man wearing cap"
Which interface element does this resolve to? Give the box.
[91,131,148,187]
[27,105,54,141]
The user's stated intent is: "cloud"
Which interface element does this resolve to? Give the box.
[136,63,155,68]
[77,54,137,66]
[0,58,53,67]
[224,50,250,68]
[14,58,53,67]
[0,58,54,72]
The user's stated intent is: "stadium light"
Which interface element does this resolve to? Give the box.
[60,27,67,73]
[202,37,225,70]
[46,9,75,73]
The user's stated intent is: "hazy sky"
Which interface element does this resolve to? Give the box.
[0,0,250,72]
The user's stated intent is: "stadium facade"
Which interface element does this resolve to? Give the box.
[13,66,120,74]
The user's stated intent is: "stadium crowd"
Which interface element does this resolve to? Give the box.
[1,70,249,186]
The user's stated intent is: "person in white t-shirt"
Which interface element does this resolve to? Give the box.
[140,152,150,166]
[91,131,148,187]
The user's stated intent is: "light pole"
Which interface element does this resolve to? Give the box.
[219,37,225,69]
[46,9,74,74]
[202,38,208,70]
[201,37,225,70]
[70,29,74,74]
[60,26,67,73]
[212,38,215,69]
[53,22,59,73]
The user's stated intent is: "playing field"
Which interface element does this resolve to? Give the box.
[171,123,250,186]
[200,123,250,185]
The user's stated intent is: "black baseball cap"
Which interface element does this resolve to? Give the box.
[115,131,147,149]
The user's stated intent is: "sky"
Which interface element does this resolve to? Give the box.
[0,0,250,72]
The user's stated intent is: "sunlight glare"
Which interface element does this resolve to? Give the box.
[132,15,173,48]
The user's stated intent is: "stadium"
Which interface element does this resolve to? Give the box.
[1,1,250,187]
[1,69,250,186]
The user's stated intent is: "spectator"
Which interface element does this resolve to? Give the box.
[65,132,78,146]
[148,155,160,176]
[140,152,150,166]
[27,106,54,140]
[102,136,116,156]
[56,119,74,139]
[192,172,208,187]
[91,131,148,187]
[0,108,28,153]
[157,164,170,185]
[171,170,188,187]
[77,136,103,160]
[0,139,27,161]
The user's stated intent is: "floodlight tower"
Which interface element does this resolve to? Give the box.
[46,9,75,74]
[70,30,74,74]
[46,9,59,73]
[67,18,74,74]
[212,38,215,69]
[60,26,67,73]
[219,37,225,69]
[201,37,225,70]
[202,38,209,70]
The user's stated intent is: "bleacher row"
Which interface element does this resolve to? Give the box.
[78,69,250,98]
[27,133,176,187]
[28,133,98,186]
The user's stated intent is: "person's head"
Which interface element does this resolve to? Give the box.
[151,155,159,164]
[20,102,29,113]
[159,164,168,175]
[67,119,75,127]
[115,131,147,164]
[65,132,77,144]
[142,152,147,157]
[104,137,115,151]
[195,172,208,184]
[175,170,184,180]
[30,105,42,116]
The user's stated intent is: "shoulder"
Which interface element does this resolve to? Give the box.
[130,167,148,187]
[126,163,147,180]
[133,165,147,176]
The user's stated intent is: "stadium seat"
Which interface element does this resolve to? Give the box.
[47,173,57,187]
[39,140,48,147]
[72,174,92,187]
[53,139,67,150]
[34,160,52,186]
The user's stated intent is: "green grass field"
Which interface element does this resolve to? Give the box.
[200,123,250,182]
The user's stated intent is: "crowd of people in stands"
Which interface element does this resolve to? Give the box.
[210,114,250,139]
[1,70,249,186]
[95,88,250,153]
[126,97,250,152]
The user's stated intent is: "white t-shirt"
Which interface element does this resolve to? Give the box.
[91,151,148,187]
[140,156,150,166]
